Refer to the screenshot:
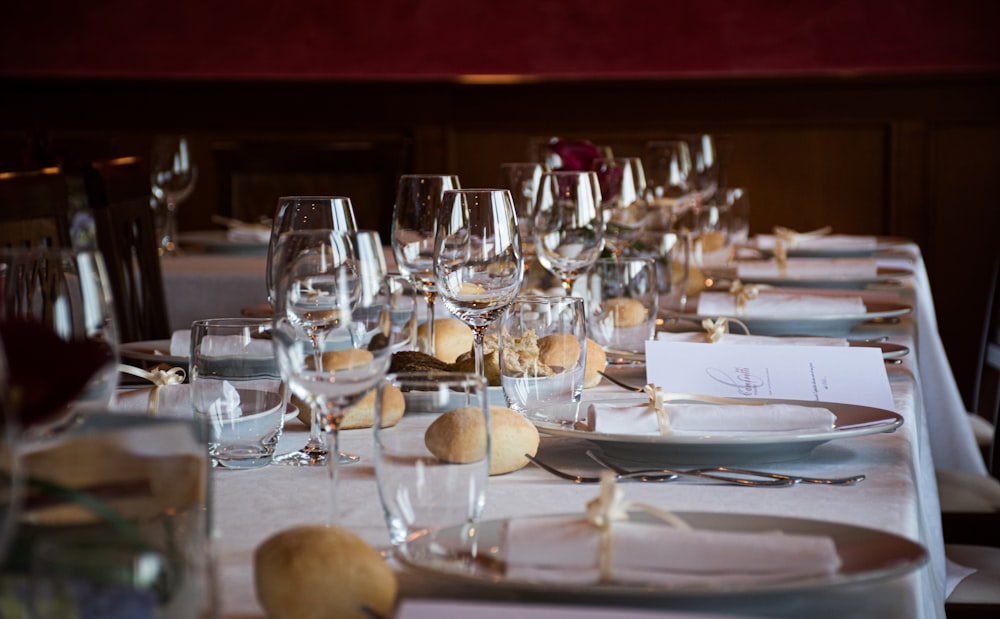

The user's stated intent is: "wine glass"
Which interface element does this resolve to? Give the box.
[434,189,523,375]
[685,133,720,204]
[150,135,197,257]
[391,174,461,359]
[271,230,392,519]
[266,196,357,309]
[590,157,648,257]
[533,171,605,295]
[497,163,546,249]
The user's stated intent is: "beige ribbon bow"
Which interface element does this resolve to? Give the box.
[773,226,831,276]
[585,471,692,583]
[118,364,186,417]
[701,317,751,342]
[643,383,672,435]
[727,279,759,316]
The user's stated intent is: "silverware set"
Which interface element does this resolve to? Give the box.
[525,450,864,488]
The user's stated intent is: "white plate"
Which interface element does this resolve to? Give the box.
[663,301,911,337]
[748,236,910,258]
[524,396,902,464]
[703,266,912,290]
[178,230,269,255]
[120,339,185,366]
[397,511,926,599]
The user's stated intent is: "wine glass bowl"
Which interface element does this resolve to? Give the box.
[150,135,197,256]
[533,171,605,295]
[434,189,523,375]
[590,157,648,257]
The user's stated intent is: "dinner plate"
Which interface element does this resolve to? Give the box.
[120,339,185,367]
[396,511,926,599]
[747,235,911,258]
[662,301,912,337]
[178,230,269,255]
[703,266,912,290]
[524,396,902,464]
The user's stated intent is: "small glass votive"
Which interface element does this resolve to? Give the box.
[374,372,490,556]
[499,295,587,412]
[189,317,285,469]
[585,258,658,358]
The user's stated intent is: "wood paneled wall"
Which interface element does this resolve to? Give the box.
[1,74,998,405]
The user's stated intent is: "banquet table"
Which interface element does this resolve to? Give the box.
[151,239,984,618]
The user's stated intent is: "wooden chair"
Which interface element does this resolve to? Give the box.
[0,167,71,249]
[82,156,171,343]
[941,255,1000,617]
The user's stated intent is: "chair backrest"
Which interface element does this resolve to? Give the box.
[0,167,72,249]
[83,156,171,343]
[971,256,1000,476]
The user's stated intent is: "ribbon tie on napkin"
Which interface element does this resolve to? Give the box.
[773,225,833,249]
[642,384,671,435]
[118,364,186,417]
[727,280,759,316]
[701,317,751,342]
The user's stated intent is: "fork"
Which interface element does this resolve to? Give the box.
[526,454,792,487]
[586,451,864,486]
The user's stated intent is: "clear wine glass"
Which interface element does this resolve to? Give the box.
[391,174,461,359]
[434,189,523,375]
[590,157,648,258]
[497,163,546,250]
[150,135,197,257]
[271,230,392,519]
[533,171,605,295]
[266,196,357,309]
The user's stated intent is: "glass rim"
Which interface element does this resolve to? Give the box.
[276,196,353,202]
[384,371,488,387]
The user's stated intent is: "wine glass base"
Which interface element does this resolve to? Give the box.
[273,448,361,466]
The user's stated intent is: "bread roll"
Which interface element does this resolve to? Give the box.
[294,384,405,429]
[537,333,582,372]
[602,297,648,328]
[424,405,540,475]
[306,348,374,371]
[255,525,397,619]
[583,338,607,388]
[417,318,474,364]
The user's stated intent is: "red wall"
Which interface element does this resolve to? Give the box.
[1,0,998,80]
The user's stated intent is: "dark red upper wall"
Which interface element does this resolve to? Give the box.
[2,0,998,80]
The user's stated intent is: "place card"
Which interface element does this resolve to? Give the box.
[644,341,895,411]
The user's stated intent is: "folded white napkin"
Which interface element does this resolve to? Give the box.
[656,332,848,347]
[503,516,841,586]
[113,384,191,417]
[754,234,876,251]
[736,258,878,280]
[586,401,836,435]
[226,227,270,244]
[697,291,866,318]
[170,329,274,358]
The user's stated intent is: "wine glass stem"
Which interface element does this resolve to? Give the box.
[325,426,340,525]
[422,290,437,357]
[470,326,488,377]
[561,276,576,296]
[307,337,327,456]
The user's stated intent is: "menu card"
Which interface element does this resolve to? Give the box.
[644,341,895,411]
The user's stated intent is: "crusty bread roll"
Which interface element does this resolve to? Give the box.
[417,318,474,364]
[293,384,405,430]
[602,297,648,328]
[584,338,607,388]
[537,333,582,372]
[255,525,397,619]
[424,405,540,475]
[306,348,374,371]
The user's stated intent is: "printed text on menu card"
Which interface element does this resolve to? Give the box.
[644,341,896,411]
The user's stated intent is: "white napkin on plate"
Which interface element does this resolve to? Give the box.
[696,291,866,318]
[586,401,836,435]
[754,234,877,251]
[656,332,848,347]
[113,384,191,417]
[503,516,841,586]
[226,227,270,244]
[169,329,274,358]
[736,258,878,279]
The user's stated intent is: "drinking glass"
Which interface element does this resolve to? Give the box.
[266,196,357,308]
[150,135,197,257]
[497,162,546,251]
[533,171,604,295]
[434,189,523,376]
[391,174,461,359]
[272,231,392,519]
[723,187,751,246]
[0,246,119,428]
[586,257,658,357]
[374,371,489,557]
[189,318,285,469]
[591,157,648,257]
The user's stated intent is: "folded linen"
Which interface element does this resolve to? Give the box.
[656,332,848,347]
[696,291,866,318]
[585,401,836,435]
[754,234,877,251]
[113,383,191,417]
[170,329,274,358]
[736,258,878,280]
[227,227,270,244]
[503,515,841,586]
